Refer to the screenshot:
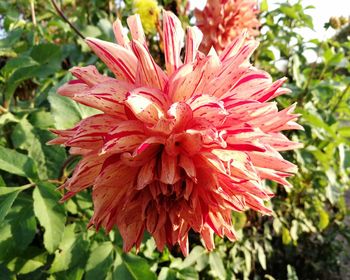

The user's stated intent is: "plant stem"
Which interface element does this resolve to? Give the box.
[50,0,85,40]
[330,84,350,115]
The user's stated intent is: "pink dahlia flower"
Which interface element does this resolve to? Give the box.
[194,0,260,54]
[50,11,302,256]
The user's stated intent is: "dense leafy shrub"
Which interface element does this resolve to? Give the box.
[0,0,349,279]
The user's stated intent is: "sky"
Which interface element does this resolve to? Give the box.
[190,0,350,40]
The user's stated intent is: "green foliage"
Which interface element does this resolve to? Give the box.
[0,0,349,279]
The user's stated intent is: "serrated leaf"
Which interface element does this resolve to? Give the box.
[12,118,48,180]
[85,242,114,280]
[0,184,33,223]
[0,145,38,179]
[112,252,157,280]
[0,196,36,261]
[33,182,66,253]
[34,129,67,179]
[209,252,226,280]
[50,224,89,273]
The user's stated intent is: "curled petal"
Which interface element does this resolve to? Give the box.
[163,11,185,74]
[85,38,137,83]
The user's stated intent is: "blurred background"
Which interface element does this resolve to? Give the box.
[0,0,349,279]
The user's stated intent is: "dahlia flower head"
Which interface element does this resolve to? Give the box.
[195,0,260,54]
[50,11,302,256]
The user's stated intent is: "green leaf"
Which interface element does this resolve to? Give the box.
[0,184,33,223]
[318,208,330,230]
[256,243,267,270]
[292,54,302,87]
[48,84,100,129]
[85,242,114,280]
[12,118,48,180]
[280,5,298,19]
[0,55,39,78]
[34,128,67,179]
[179,246,207,269]
[282,227,292,245]
[176,267,198,280]
[33,182,66,253]
[208,252,226,280]
[0,263,15,280]
[158,267,177,280]
[0,145,38,179]
[0,195,36,261]
[287,264,299,280]
[112,252,156,280]
[50,224,89,273]
[260,0,268,12]
[7,246,47,275]
[0,176,5,187]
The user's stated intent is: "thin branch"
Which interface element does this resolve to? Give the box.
[50,0,85,40]
[330,84,350,115]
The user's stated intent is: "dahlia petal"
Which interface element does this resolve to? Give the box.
[250,78,287,102]
[125,87,167,124]
[260,133,304,151]
[127,14,147,48]
[256,167,293,188]
[163,11,185,74]
[102,120,146,154]
[188,94,228,125]
[61,153,106,195]
[168,56,220,102]
[251,103,302,132]
[66,114,120,149]
[159,151,181,184]
[244,195,272,215]
[248,147,298,174]
[120,136,165,167]
[113,18,130,48]
[85,37,137,82]
[137,158,156,190]
[72,80,133,117]
[219,31,247,61]
[207,66,248,98]
[179,154,196,181]
[91,158,138,225]
[184,26,203,64]
[70,65,110,87]
[167,102,193,132]
[131,40,167,90]
[47,128,76,145]
[57,80,89,98]
[201,226,215,250]
[223,70,273,100]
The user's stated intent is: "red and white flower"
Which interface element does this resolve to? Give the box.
[50,11,302,256]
